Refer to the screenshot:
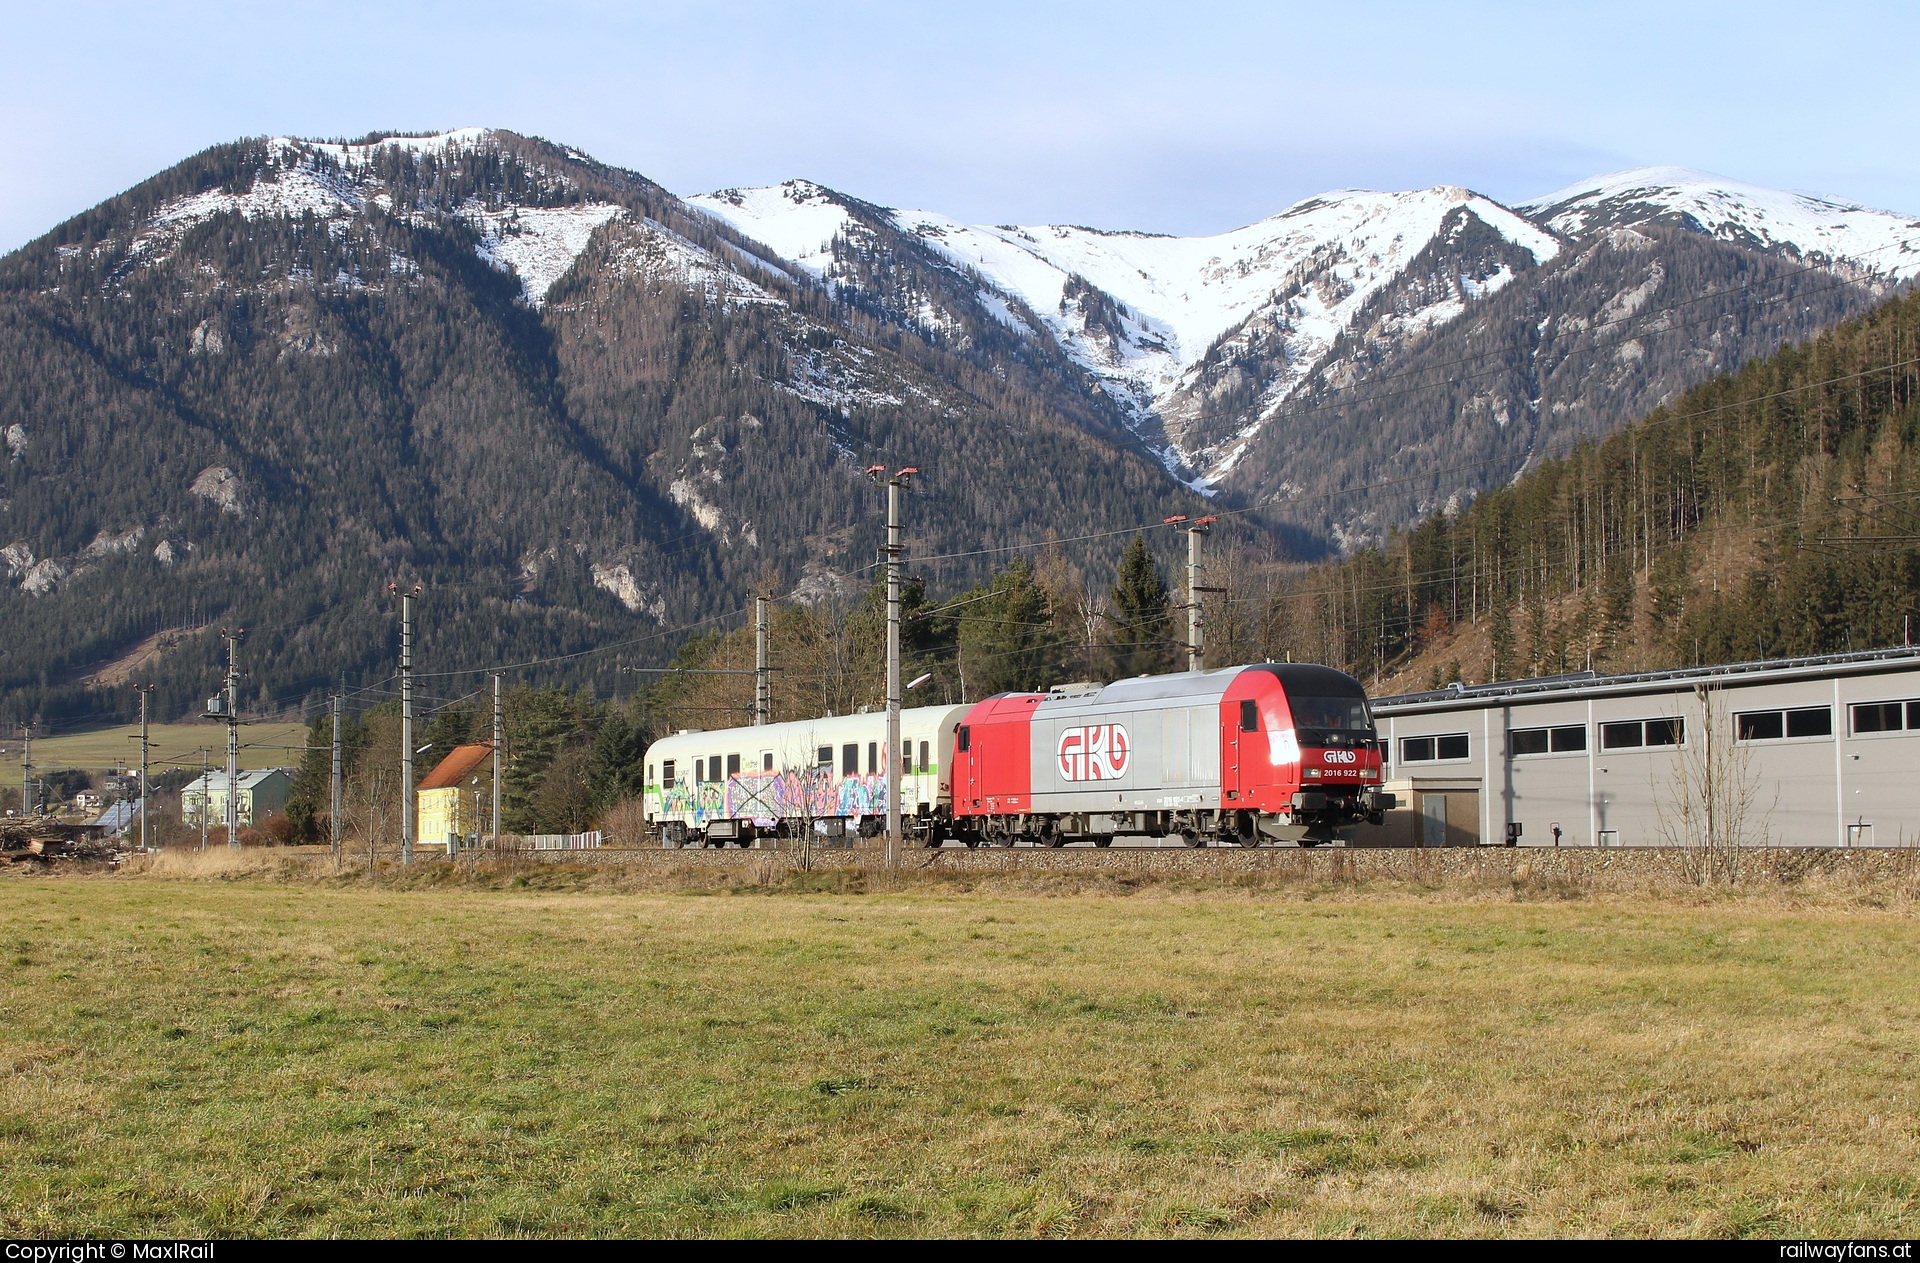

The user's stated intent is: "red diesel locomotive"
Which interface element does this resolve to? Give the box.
[944,663,1393,847]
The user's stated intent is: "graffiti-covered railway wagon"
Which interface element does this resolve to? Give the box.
[642,705,969,846]
[641,664,1392,847]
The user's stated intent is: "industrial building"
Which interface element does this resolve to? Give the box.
[1360,647,1920,848]
[181,768,293,829]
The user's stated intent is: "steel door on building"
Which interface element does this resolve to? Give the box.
[1420,793,1447,847]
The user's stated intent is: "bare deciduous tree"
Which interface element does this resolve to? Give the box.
[1655,684,1774,883]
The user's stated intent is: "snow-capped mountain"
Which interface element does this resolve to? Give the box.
[0,127,1212,714]
[692,182,1557,486]
[1522,167,1920,279]
[694,168,1916,496]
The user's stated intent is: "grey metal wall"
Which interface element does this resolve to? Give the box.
[1370,656,1920,847]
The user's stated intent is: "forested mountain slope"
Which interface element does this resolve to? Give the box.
[1270,288,1920,691]
[0,130,1204,726]
[697,169,1920,545]
[5,132,1916,733]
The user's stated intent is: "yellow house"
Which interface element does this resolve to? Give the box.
[416,743,494,847]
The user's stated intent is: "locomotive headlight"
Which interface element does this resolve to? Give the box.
[1268,729,1300,767]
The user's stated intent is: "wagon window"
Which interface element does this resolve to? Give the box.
[693,758,704,783]
[817,745,832,767]
[842,743,859,776]
[762,751,774,771]
[661,760,675,788]
[727,753,741,777]
[867,742,877,775]
[919,741,930,773]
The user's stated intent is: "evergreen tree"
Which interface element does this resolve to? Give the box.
[957,558,1054,696]
[1105,534,1176,678]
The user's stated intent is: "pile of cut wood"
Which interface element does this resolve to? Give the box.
[0,818,123,863]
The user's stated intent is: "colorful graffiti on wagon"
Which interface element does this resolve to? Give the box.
[653,767,920,825]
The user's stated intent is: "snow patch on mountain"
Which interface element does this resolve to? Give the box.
[687,182,854,279]
[465,203,623,305]
[149,163,364,237]
[1523,167,1920,280]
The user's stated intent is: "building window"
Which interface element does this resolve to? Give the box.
[1851,700,1920,734]
[727,753,741,777]
[1510,725,1586,756]
[1737,707,1832,742]
[1601,718,1685,749]
[842,743,859,776]
[1400,733,1469,763]
[661,760,675,788]
[919,741,930,773]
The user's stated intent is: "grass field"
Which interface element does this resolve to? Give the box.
[2,861,1916,1237]
[0,722,311,789]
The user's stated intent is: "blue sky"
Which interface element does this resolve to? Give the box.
[3,0,1916,253]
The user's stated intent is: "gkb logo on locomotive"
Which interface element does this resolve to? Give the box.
[1057,724,1131,781]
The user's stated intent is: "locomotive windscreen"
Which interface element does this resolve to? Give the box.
[1259,664,1376,749]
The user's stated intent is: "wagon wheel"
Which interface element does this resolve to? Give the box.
[1093,836,1112,848]
[1179,829,1205,848]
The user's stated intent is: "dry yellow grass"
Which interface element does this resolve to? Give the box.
[1,862,1916,1237]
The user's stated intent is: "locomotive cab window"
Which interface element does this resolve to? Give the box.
[1239,700,1259,732]
[1286,693,1376,747]
[957,725,970,752]
[1400,733,1469,763]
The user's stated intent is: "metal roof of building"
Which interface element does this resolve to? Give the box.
[182,768,292,794]
[1373,646,1920,716]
